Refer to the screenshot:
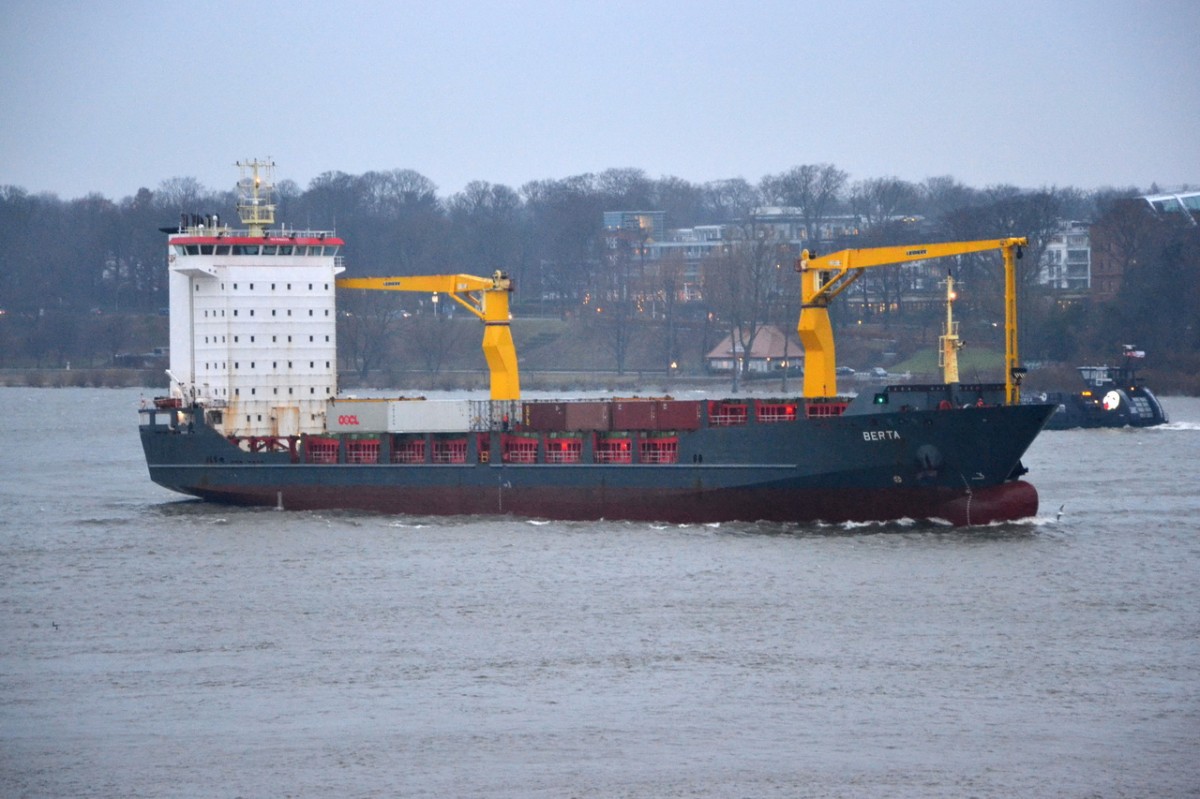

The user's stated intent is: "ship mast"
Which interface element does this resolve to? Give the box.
[236,158,275,236]
[938,271,963,383]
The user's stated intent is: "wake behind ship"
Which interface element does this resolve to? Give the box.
[140,161,1056,526]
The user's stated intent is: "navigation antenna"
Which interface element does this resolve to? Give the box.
[938,270,964,384]
[236,158,275,236]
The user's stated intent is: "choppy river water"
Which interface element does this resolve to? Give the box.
[2,388,1198,798]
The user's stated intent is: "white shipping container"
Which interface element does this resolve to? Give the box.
[387,399,474,433]
[327,399,391,432]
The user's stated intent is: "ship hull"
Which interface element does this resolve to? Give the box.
[141,399,1055,526]
[151,476,1039,527]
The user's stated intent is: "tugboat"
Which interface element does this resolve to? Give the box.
[139,161,1057,526]
[1035,348,1169,429]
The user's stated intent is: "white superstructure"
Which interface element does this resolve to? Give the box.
[165,160,345,437]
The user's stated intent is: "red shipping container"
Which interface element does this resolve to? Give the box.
[655,400,702,430]
[612,400,657,430]
[564,401,611,431]
[523,402,567,431]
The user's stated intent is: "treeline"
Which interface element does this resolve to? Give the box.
[1,166,1197,373]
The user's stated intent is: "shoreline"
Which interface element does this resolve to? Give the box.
[4,366,1196,397]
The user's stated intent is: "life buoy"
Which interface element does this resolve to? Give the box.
[938,400,953,410]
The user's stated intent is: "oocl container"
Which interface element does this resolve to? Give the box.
[327,399,390,432]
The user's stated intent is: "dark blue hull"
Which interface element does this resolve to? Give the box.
[1037,386,1168,430]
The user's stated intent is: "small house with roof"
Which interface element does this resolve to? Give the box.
[705,325,803,375]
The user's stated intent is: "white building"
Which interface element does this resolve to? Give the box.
[1038,221,1091,291]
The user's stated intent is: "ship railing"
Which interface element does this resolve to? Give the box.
[173,225,339,240]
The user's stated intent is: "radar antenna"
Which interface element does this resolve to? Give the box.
[236,158,275,236]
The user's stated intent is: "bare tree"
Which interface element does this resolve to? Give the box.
[701,177,761,223]
[759,164,848,244]
[656,249,687,373]
[1089,195,1155,303]
[336,290,406,380]
[591,224,638,374]
[850,177,918,230]
[937,187,1067,348]
[651,175,705,227]
[403,314,473,375]
[357,169,447,276]
[520,174,609,309]
[848,179,922,327]
[919,175,980,220]
[156,176,208,214]
[447,181,525,282]
[703,222,784,391]
[596,168,654,208]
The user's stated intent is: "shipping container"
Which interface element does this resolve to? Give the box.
[564,400,611,431]
[326,398,390,432]
[523,401,567,431]
[472,399,521,432]
[612,400,657,430]
[654,400,702,431]
[388,399,474,433]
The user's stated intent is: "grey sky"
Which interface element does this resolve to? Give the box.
[3,0,1197,200]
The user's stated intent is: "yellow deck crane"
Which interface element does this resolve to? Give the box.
[796,237,1028,404]
[336,271,520,401]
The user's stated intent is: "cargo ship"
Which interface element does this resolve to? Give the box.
[140,161,1056,526]
[1031,348,1169,430]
